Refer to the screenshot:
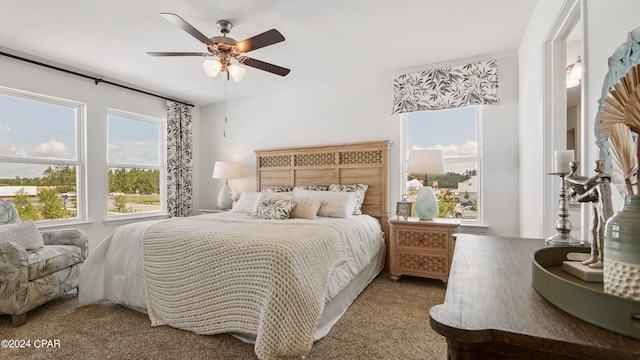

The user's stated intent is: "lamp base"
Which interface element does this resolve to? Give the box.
[414,186,438,220]
[217,181,233,210]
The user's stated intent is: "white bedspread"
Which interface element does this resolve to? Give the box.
[78,212,383,358]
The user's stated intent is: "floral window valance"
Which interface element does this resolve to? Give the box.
[392,59,499,114]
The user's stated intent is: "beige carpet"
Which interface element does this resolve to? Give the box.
[0,272,447,359]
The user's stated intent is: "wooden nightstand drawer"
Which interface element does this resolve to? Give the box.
[397,229,449,252]
[388,218,459,282]
[397,251,448,277]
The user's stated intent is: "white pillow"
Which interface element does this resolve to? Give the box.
[231,192,261,213]
[293,189,357,218]
[329,184,368,215]
[0,219,44,250]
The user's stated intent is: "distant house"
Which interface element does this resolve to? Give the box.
[407,179,422,192]
[455,176,477,204]
[0,186,37,197]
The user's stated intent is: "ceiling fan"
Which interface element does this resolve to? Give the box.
[147,13,290,82]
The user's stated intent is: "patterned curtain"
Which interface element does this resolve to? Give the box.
[166,101,193,217]
[392,59,499,114]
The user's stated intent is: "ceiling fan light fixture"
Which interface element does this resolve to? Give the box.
[228,63,246,82]
[203,58,223,77]
[569,55,583,80]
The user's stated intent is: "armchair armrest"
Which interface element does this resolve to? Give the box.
[0,242,29,314]
[41,229,88,261]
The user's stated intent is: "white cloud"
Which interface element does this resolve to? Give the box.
[34,140,68,158]
[0,142,28,157]
[412,141,477,157]
[108,143,123,162]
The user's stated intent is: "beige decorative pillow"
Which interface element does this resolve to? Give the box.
[0,219,44,250]
[289,196,322,220]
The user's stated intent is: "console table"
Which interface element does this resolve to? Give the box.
[429,234,640,359]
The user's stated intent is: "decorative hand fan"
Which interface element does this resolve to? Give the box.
[597,63,640,195]
[608,123,638,195]
[598,63,640,137]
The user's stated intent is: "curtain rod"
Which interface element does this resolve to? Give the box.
[0,51,194,108]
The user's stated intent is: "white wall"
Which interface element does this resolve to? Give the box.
[583,0,640,212]
[518,0,640,239]
[0,55,201,251]
[199,52,521,237]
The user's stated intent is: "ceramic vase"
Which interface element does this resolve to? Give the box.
[414,186,438,220]
[603,194,640,300]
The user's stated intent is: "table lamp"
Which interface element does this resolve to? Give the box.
[212,161,243,210]
[406,149,445,220]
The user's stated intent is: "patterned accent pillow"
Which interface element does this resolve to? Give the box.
[293,185,328,191]
[329,184,369,215]
[251,199,296,220]
[0,219,44,250]
[0,200,20,224]
[262,186,293,193]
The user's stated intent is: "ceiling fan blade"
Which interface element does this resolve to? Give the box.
[235,29,285,53]
[147,52,209,56]
[239,57,290,76]
[160,13,216,48]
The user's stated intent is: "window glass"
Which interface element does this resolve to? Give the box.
[405,106,480,220]
[0,90,82,222]
[107,111,165,216]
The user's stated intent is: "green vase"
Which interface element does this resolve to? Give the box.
[414,186,438,220]
[603,194,640,301]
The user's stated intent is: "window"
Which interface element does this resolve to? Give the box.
[0,87,84,223]
[403,106,481,220]
[107,110,166,216]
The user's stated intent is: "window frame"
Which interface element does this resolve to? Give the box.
[400,105,483,222]
[0,86,86,225]
[106,108,167,218]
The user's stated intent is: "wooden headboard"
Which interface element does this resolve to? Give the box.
[255,140,392,238]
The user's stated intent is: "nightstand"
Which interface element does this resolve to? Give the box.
[388,218,459,282]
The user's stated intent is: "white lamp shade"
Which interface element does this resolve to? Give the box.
[203,59,223,78]
[406,149,445,175]
[228,63,246,82]
[212,161,243,179]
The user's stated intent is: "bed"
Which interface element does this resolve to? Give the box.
[78,140,391,360]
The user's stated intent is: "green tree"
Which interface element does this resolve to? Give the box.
[39,189,67,220]
[12,190,40,221]
[113,194,128,213]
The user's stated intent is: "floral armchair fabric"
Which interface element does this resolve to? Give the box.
[0,200,88,326]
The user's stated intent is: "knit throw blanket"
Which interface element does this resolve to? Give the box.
[142,215,348,360]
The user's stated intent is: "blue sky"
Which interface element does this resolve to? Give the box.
[407,106,477,157]
[0,92,160,178]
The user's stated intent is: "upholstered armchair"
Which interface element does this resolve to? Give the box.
[0,200,88,326]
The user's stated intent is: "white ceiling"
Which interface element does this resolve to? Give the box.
[0,0,537,106]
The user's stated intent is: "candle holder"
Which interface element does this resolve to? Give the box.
[546,172,583,246]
